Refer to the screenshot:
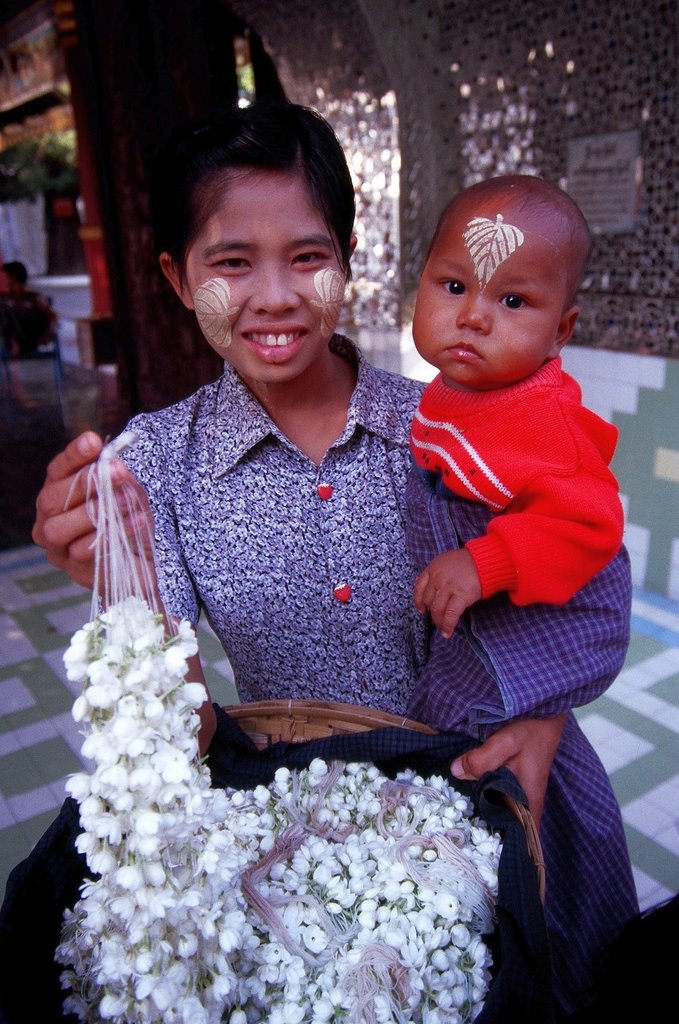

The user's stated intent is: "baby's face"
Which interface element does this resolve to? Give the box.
[412,200,578,391]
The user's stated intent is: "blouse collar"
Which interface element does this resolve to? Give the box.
[211,335,414,473]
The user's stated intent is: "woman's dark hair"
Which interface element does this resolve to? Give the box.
[150,101,356,278]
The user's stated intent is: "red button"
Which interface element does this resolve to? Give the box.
[333,582,352,602]
[317,482,333,500]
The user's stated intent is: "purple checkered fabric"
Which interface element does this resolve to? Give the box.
[405,467,639,1014]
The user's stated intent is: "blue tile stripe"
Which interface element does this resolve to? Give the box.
[631,587,679,648]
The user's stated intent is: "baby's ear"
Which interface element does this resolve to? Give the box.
[552,304,579,354]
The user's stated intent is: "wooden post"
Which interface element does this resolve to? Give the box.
[52,0,112,317]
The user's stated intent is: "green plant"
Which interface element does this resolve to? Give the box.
[0,129,78,203]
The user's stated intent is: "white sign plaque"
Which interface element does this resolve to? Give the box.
[567,130,642,233]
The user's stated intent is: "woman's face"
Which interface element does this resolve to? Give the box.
[160,169,350,390]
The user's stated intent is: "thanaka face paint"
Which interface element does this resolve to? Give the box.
[463,214,524,290]
[311,268,346,338]
[193,277,241,351]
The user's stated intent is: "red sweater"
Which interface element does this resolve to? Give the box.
[409,358,624,605]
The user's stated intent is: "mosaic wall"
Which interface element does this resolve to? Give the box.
[434,0,679,355]
[227,0,677,357]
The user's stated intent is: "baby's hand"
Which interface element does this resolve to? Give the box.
[413,548,482,638]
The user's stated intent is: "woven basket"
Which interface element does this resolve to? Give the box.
[223,698,545,902]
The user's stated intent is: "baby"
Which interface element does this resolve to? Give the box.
[409,174,623,637]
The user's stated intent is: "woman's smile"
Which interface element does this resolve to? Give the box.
[244,331,300,348]
[241,328,306,364]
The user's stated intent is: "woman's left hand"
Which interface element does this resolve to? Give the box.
[450,714,567,829]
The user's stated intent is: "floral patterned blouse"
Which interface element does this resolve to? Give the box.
[123,336,428,714]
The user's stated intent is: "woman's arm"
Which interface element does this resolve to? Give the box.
[186,651,217,755]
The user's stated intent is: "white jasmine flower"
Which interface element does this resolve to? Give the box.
[312,862,333,886]
[98,763,129,791]
[308,758,328,778]
[134,810,161,836]
[302,925,329,954]
[71,694,91,721]
[72,834,115,875]
[181,681,208,706]
[219,915,247,953]
[142,695,166,721]
[434,893,461,921]
[99,991,129,1017]
[152,749,191,785]
[179,996,209,1023]
[253,785,271,806]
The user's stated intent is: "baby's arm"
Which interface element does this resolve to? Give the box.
[413,547,482,638]
[467,465,624,607]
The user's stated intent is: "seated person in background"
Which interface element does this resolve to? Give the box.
[0,260,58,357]
[0,298,15,359]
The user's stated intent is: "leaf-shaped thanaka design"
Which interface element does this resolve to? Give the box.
[193,277,241,351]
[463,214,525,290]
[311,268,346,338]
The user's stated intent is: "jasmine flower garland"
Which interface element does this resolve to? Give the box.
[56,598,247,1024]
[56,597,501,1023]
[225,760,502,1024]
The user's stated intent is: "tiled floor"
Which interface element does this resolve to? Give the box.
[1,542,678,913]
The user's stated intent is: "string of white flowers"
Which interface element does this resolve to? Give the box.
[56,433,503,1023]
[58,661,502,1024]
[222,760,502,1024]
[57,597,246,1023]
[69,430,164,626]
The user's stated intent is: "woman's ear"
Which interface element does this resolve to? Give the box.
[159,253,194,309]
[349,233,358,256]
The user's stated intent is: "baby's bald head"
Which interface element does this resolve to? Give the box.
[431,175,591,308]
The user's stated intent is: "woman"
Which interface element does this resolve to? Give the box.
[30,101,634,1015]
[33,101,560,811]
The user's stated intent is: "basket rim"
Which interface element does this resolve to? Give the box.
[223,698,438,734]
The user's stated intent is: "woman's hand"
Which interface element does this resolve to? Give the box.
[33,430,154,592]
[451,714,567,828]
[33,432,105,587]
